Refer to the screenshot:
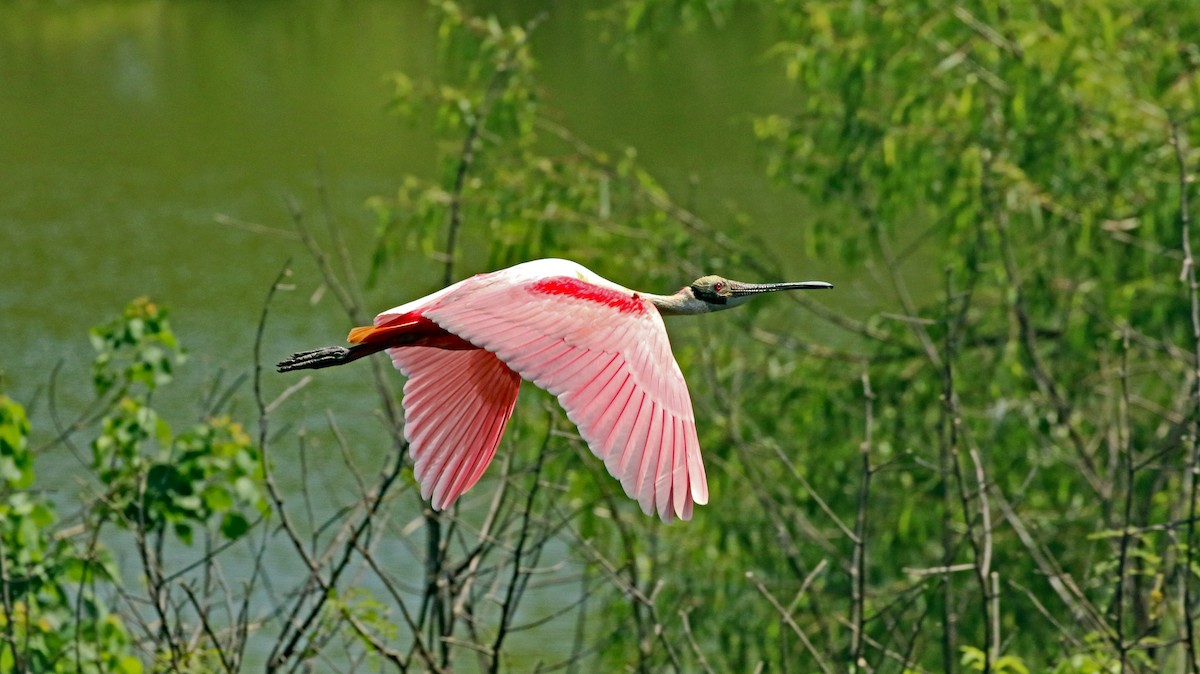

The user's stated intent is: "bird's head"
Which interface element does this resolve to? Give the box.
[686,275,833,311]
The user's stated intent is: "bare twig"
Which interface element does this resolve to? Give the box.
[253,260,410,670]
[748,572,834,674]
[356,540,441,671]
[850,370,875,670]
[488,423,552,673]
[871,222,942,370]
[938,293,959,672]
[314,156,364,314]
[994,205,1104,497]
[680,608,716,674]
[1116,327,1135,673]
[995,491,1109,636]
[180,583,235,674]
[287,202,363,324]
[441,12,546,284]
[1007,578,1083,650]
[1172,119,1200,674]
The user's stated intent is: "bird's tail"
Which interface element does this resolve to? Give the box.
[275,343,381,372]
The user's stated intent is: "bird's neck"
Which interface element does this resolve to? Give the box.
[646,288,715,316]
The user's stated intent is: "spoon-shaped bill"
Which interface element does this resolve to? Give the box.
[728,280,833,295]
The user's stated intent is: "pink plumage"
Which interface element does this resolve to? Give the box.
[374,258,707,522]
[276,257,833,522]
[390,347,520,510]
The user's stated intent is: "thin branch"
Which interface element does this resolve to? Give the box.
[1116,327,1135,673]
[680,608,716,674]
[748,572,834,674]
[871,221,942,370]
[994,204,1103,495]
[287,202,362,323]
[356,541,441,672]
[1007,578,1083,650]
[253,259,410,670]
[441,12,546,284]
[850,370,875,670]
[995,491,1109,636]
[180,583,235,674]
[315,155,364,316]
[1172,119,1200,674]
[489,424,552,673]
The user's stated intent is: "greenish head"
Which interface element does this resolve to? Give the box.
[688,275,833,310]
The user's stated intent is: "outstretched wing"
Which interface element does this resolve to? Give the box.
[389,346,521,510]
[424,275,708,522]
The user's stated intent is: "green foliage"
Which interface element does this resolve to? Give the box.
[361,2,1199,672]
[89,300,266,545]
[2,298,269,671]
[89,297,182,397]
[0,395,139,674]
[92,407,266,545]
[1051,650,1121,674]
[6,2,1199,672]
[573,1,1200,672]
[962,646,1030,674]
[369,1,723,296]
[747,0,1199,284]
[0,395,32,490]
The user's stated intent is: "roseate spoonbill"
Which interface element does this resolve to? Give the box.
[277,258,831,521]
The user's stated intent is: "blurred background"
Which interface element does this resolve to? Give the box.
[2,1,1198,672]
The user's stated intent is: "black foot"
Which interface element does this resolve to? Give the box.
[276,346,352,372]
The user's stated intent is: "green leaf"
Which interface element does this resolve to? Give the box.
[116,655,144,674]
[220,512,250,541]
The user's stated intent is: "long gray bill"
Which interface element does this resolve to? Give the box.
[731,280,833,295]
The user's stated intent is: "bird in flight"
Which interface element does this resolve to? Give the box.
[277,258,831,521]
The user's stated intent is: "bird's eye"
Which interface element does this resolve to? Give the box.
[713,282,724,292]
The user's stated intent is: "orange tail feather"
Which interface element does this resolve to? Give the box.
[347,324,378,344]
[346,315,474,350]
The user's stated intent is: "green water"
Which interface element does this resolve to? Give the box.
[2,1,855,393]
[1,1,885,668]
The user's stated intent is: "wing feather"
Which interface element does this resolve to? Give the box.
[504,339,571,371]
[555,352,620,393]
[615,392,652,487]
[432,387,496,506]
[630,405,660,515]
[563,355,625,414]
[672,416,687,517]
[685,421,709,504]
[443,360,515,503]
[446,386,516,500]
[418,272,707,521]
[529,346,595,382]
[654,415,674,517]
[414,385,478,499]
[391,347,520,510]
[602,380,640,462]
[594,374,636,453]
[427,389,487,491]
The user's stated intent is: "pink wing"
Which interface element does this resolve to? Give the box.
[389,346,520,510]
[424,275,709,522]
